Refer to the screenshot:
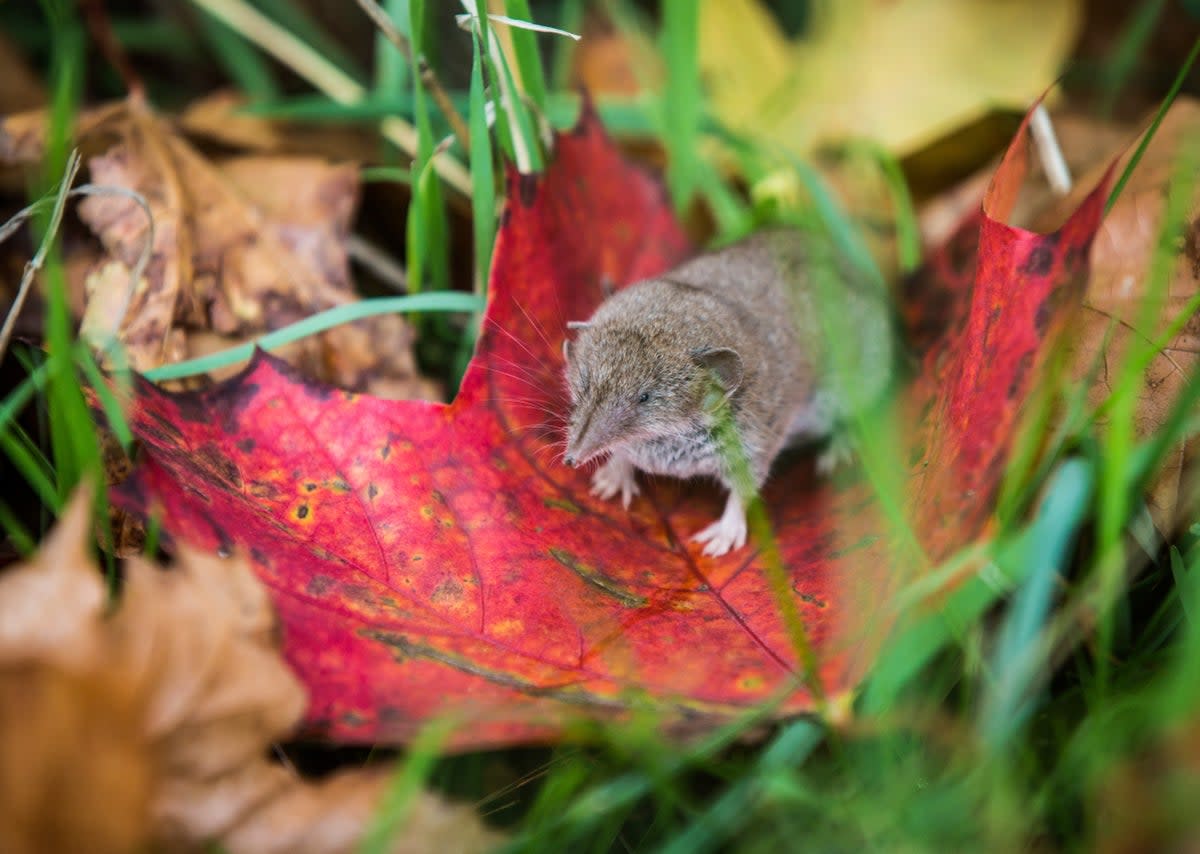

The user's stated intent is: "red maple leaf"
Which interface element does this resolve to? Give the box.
[121,106,1109,748]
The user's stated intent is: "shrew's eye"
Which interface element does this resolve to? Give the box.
[637,391,651,404]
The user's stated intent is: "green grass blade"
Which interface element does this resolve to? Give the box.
[549,0,585,91]
[0,499,36,556]
[242,94,428,121]
[407,0,451,294]
[1170,546,1194,625]
[659,0,700,210]
[1106,35,1200,214]
[358,719,454,854]
[979,458,1095,750]
[656,720,822,854]
[500,0,548,110]
[469,29,496,293]
[142,292,483,382]
[487,12,543,172]
[373,0,412,97]
[0,362,50,433]
[0,425,59,512]
[1099,0,1169,117]
[361,166,414,185]
[77,346,133,452]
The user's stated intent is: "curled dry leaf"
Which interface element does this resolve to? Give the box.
[0,95,438,400]
[0,488,500,854]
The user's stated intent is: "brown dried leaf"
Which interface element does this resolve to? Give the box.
[0,102,126,165]
[179,91,384,164]
[0,489,501,854]
[1035,98,1200,535]
[569,9,659,97]
[0,30,45,115]
[1092,720,1200,854]
[2,96,437,398]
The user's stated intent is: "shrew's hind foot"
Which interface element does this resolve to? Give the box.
[816,432,855,476]
[690,489,748,557]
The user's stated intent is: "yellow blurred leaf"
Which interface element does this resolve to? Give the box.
[699,0,1082,156]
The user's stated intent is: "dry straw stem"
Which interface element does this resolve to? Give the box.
[0,153,155,365]
[0,168,156,367]
[188,0,471,197]
[0,151,80,362]
[351,0,473,151]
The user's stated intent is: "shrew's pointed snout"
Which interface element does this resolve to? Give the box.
[563,402,597,469]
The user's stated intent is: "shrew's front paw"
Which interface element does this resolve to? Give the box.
[591,455,640,509]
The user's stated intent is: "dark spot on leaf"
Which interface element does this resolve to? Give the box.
[1020,245,1054,276]
[980,307,1001,353]
[368,483,379,500]
[168,390,211,424]
[543,496,580,513]
[378,706,407,724]
[147,411,185,443]
[1035,287,1068,336]
[517,173,538,207]
[343,583,372,604]
[550,548,647,608]
[340,711,368,728]
[431,577,464,604]
[218,380,261,432]
[197,443,242,490]
[300,376,335,401]
[249,480,279,498]
[333,479,350,492]
[197,508,233,557]
[297,504,310,519]
[249,546,270,567]
[1062,245,1083,274]
[305,482,317,492]
[946,224,981,279]
[1008,351,1034,400]
[237,437,256,453]
[307,575,334,595]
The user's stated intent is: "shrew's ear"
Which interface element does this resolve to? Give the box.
[692,347,744,395]
[562,339,572,364]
